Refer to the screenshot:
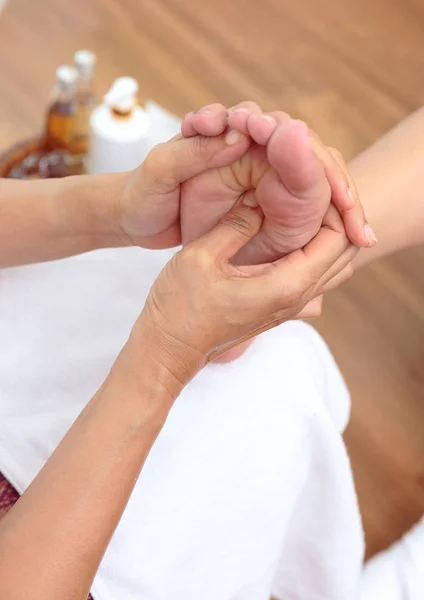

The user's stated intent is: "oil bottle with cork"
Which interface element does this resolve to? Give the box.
[42,52,97,176]
[43,65,78,153]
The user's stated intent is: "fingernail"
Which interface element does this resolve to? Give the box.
[198,107,211,114]
[346,188,355,208]
[226,129,243,145]
[242,193,258,207]
[259,115,276,125]
[293,119,309,132]
[364,223,378,246]
[230,107,249,114]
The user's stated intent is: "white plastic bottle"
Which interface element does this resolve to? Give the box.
[89,77,150,174]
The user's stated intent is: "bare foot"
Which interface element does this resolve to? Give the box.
[180,102,373,265]
[179,102,374,361]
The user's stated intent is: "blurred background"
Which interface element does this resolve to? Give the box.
[1,0,424,558]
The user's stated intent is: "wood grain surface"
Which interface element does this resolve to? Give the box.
[1,0,423,559]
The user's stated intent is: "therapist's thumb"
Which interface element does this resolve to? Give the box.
[198,201,264,261]
[144,132,251,193]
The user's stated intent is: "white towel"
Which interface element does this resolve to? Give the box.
[360,517,424,600]
[0,105,364,600]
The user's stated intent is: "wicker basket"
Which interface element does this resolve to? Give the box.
[0,137,42,178]
[0,137,85,179]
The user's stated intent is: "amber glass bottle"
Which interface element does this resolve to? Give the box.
[44,66,78,152]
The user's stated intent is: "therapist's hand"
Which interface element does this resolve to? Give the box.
[132,200,357,389]
[116,131,251,249]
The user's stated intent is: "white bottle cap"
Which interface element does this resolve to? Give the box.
[104,77,139,113]
[74,50,96,75]
[56,65,78,90]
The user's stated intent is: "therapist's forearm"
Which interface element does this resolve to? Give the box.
[0,323,188,600]
[351,107,424,270]
[0,173,129,268]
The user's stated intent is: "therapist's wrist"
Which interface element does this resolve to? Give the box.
[55,172,133,250]
[99,325,197,435]
[128,310,204,403]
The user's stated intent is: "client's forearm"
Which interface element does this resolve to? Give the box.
[0,329,182,600]
[351,107,424,270]
[0,173,128,268]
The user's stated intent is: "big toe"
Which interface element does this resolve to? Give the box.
[267,119,329,200]
[259,120,331,254]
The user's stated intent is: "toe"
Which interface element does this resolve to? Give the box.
[267,119,329,199]
[228,101,262,134]
[190,103,229,137]
[246,113,278,145]
[181,112,198,137]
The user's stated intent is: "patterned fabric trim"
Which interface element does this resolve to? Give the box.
[0,472,93,599]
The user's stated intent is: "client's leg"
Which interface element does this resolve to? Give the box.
[351,107,424,270]
[348,108,424,599]
[328,109,424,599]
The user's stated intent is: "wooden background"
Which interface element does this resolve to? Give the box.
[1,0,424,558]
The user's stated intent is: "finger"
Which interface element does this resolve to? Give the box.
[294,259,355,320]
[316,244,357,289]
[269,256,353,324]
[309,134,374,248]
[189,103,229,137]
[301,224,351,272]
[246,110,290,146]
[207,253,354,364]
[328,147,377,248]
[320,262,354,293]
[294,259,355,321]
[143,132,252,192]
[244,225,350,315]
[322,202,344,233]
[267,225,351,293]
[227,101,263,134]
[199,202,264,261]
[295,296,323,320]
[309,131,352,210]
